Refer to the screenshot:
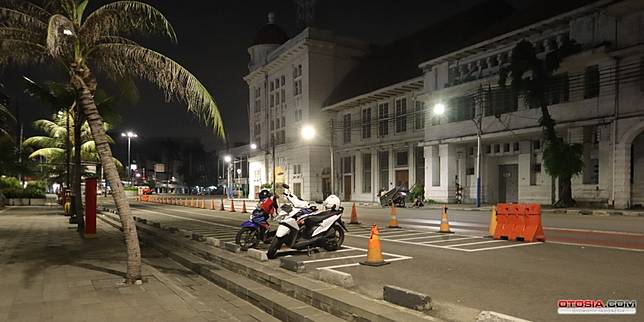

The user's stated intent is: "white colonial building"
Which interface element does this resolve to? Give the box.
[418,0,644,208]
[244,13,368,200]
[245,1,644,209]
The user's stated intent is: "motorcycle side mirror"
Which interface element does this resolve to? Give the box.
[282,183,290,189]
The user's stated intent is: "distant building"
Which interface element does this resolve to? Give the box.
[244,13,368,200]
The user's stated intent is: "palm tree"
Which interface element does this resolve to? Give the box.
[499,40,583,207]
[1,0,225,283]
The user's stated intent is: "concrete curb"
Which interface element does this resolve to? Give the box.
[476,311,532,322]
[245,248,268,262]
[384,285,432,312]
[316,269,354,288]
[205,236,221,247]
[224,241,241,253]
[279,257,305,273]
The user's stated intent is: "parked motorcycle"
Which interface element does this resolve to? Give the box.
[266,184,347,259]
[235,190,278,251]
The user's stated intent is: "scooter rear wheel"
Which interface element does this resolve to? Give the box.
[235,227,259,251]
[324,226,345,251]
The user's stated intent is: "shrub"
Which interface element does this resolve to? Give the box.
[408,184,425,202]
[0,176,21,189]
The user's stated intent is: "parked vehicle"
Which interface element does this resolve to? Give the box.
[235,189,278,250]
[267,184,347,259]
[379,186,407,207]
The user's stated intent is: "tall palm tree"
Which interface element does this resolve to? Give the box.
[499,40,583,207]
[1,0,225,283]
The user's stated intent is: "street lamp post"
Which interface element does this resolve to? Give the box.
[224,155,232,198]
[433,103,482,208]
[121,131,138,186]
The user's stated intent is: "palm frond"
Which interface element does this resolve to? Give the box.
[33,119,67,138]
[46,14,75,59]
[0,8,48,30]
[22,76,76,111]
[23,135,61,148]
[0,27,45,43]
[0,102,16,123]
[89,43,224,138]
[80,1,176,47]
[43,0,75,18]
[28,147,65,160]
[0,39,49,67]
[0,0,51,22]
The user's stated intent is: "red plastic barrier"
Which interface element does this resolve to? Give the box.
[493,203,510,240]
[494,203,544,242]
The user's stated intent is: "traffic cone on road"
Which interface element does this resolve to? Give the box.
[219,197,225,211]
[388,202,400,228]
[201,198,206,209]
[439,204,454,234]
[487,206,497,237]
[210,199,215,210]
[241,200,248,213]
[230,199,236,212]
[349,203,360,225]
[360,225,389,267]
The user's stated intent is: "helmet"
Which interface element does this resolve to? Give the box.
[258,189,272,201]
[322,195,341,210]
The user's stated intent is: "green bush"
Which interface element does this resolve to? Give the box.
[0,182,46,199]
[408,184,425,202]
[0,176,21,189]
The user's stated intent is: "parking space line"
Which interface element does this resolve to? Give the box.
[302,254,366,264]
[379,232,438,239]
[419,237,480,244]
[394,234,445,241]
[465,242,543,252]
[445,240,505,247]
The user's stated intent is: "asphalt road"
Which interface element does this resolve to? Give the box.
[101,198,644,322]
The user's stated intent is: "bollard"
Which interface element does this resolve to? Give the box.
[84,178,97,238]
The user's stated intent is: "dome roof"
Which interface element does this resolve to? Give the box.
[252,12,288,46]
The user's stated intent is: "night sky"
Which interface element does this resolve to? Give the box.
[1,0,532,157]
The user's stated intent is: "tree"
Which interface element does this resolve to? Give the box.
[499,40,583,207]
[1,0,225,283]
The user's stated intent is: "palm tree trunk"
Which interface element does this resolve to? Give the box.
[73,106,84,230]
[76,84,142,283]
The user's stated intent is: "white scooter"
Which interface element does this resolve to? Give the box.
[267,184,347,259]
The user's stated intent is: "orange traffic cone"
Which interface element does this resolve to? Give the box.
[487,206,497,237]
[349,203,360,224]
[230,199,236,212]
[241,200,248,213]
[201,198,206,209]
[210,199,215,210]
[360,225,389,266]
[439,204,454,233]
[388,202,400,228]
[219,197,225,211]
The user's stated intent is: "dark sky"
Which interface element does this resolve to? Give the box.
[2,0,532,155]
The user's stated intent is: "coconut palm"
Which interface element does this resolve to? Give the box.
[499,40,583,207]
[1,0,225,283]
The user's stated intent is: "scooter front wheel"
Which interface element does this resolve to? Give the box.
[267,236,283,259]
[235,227,259,251]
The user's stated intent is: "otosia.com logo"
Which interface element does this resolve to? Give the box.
[558,299,637,315]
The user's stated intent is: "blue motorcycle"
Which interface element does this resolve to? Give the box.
[235,208,276,250]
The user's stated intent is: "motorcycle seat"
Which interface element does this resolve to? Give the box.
[304,211,338,225]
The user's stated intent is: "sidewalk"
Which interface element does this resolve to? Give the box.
[0,206,279,322]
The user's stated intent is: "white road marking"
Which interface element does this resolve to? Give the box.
[419,237,480,244]
[466,242,543,252]
[378,232,439,239]
[544,227,644,237]
[302,254,366,264]
[395,234,446,241]
[445,240,505,247]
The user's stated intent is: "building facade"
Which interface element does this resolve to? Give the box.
[418,0,644,208]
[244,14,367,200]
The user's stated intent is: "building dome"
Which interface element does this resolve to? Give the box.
[252,12,288,46]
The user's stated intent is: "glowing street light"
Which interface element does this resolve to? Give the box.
[433,103,445,115]
[121,131,138,186]
[224,155,232,163]
[250,143,257,150]
[301,125,316,141]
